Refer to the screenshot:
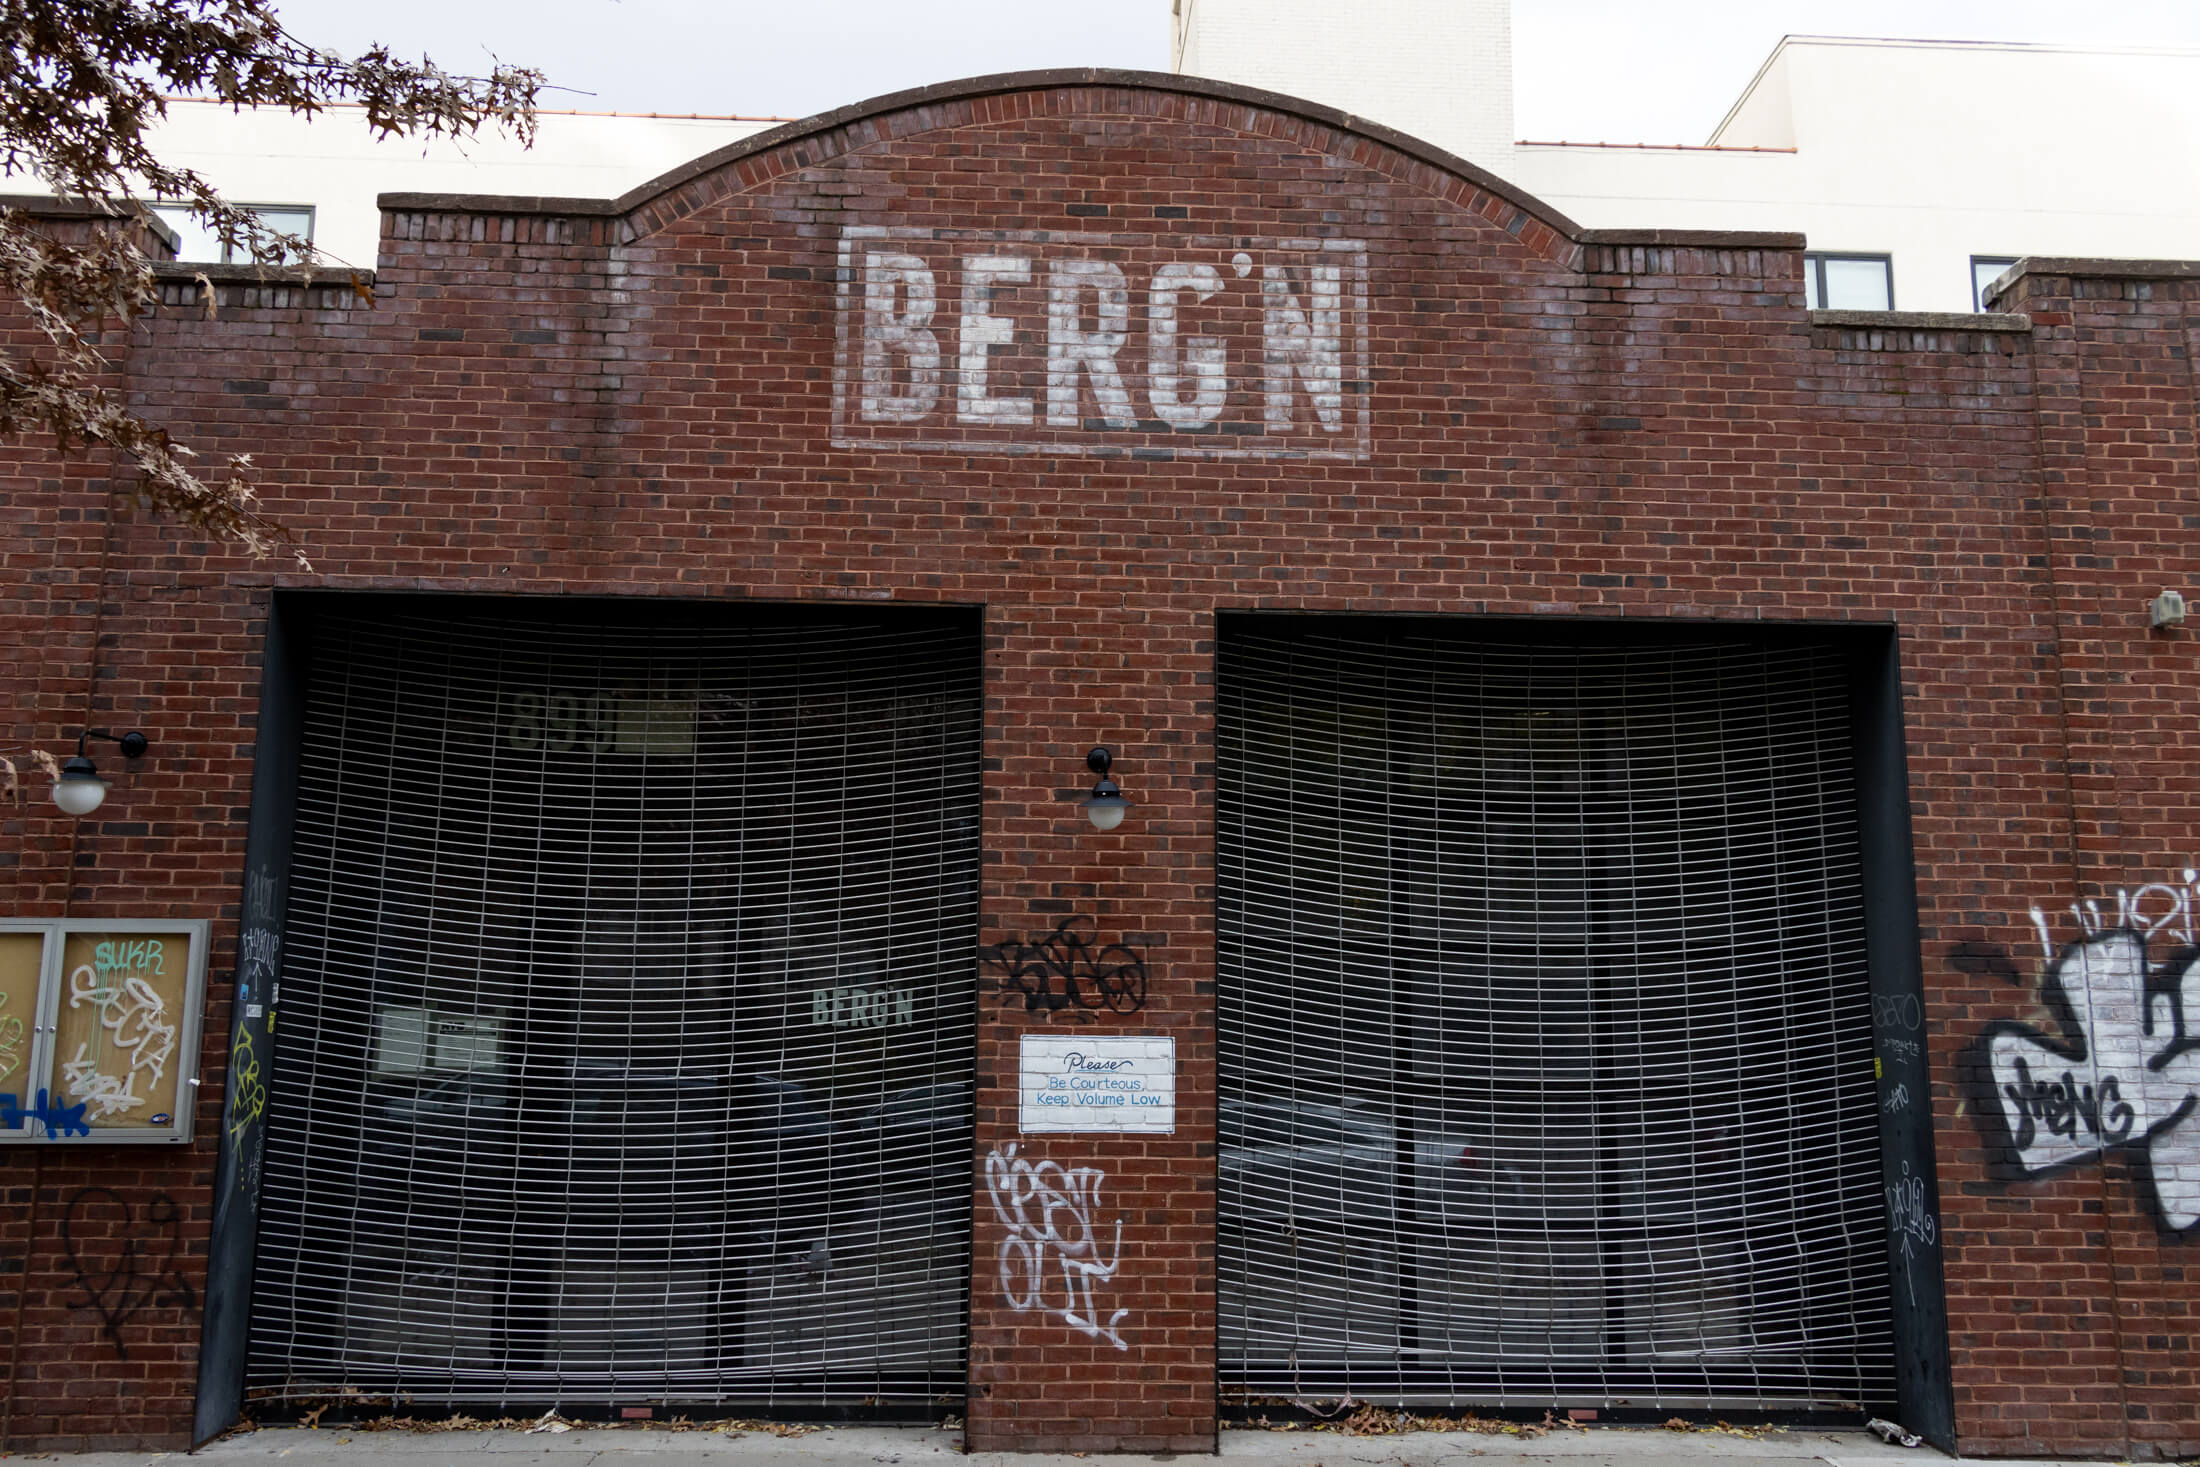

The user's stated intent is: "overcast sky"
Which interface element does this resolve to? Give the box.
[270,0,2200,146]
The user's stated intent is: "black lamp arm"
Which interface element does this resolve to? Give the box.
[76,729,151,759]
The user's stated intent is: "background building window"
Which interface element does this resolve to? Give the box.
[149,203,314,264]
[1804,253,1894,310]
[1971,256,2020,311]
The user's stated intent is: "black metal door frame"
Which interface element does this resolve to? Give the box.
[199,591,983,1433]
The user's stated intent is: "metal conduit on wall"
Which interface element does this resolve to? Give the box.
[243,602,981,1409]
[1215,618,1896,1413]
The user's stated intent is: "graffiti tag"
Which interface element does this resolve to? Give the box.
[239,927,280,989]
[91,938,165,976]
[1974,883,2200,1232]
[0,988,22,1084]
[245,864,280,926]
[63,962,177,1120]
[984,1141,1130,1351]
[1874,992,1923,1032]
[226,902,281,1199]
[227,1022,267,1197]
[983,916,1148,1014]
[0,1088,89,1136]
[1885,1159,1938,1304]
[60,1188,196,1359]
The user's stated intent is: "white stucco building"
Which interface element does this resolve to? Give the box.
[1173,0,2200,312]
[1172,0,1518,165]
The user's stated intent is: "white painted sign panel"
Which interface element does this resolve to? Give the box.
[1018,1035,1176,1134]
[833,226,1372,461]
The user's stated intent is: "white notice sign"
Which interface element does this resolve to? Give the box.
[1019,1035,1176,1134]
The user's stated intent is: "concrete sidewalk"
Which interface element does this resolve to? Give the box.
[0,1424,2109,1467]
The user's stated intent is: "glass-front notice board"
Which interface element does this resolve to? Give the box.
[0,919,208,1143]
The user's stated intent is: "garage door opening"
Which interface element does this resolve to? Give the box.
[243,599,981,1410]
[1216,616,1899,1414]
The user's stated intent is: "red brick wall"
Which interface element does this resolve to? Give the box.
[0,73,2193,1456]
[1944,263,2200,1458]
[0,200,229,1451]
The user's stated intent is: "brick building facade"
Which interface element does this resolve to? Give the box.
[0,71,2195,1458]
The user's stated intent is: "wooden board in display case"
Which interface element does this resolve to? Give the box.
[0,931,43,1136]
[0,919,208,1143]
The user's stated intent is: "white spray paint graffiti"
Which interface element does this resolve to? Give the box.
[1885,1159,1938,1304]
[983,1142,1130,1351]
[1978,874,2200,1232]
[0,988,22,1085]
[246,865,280,926]
[64,960,177,1121]
[239,928,280,987]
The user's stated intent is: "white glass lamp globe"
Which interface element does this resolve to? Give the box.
[1075,747,1133,831]
[1082,792,1132,831]
[52,760,108,816]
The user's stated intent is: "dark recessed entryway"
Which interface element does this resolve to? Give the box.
[242,598,981,1409]
[1215,615,1905,1415]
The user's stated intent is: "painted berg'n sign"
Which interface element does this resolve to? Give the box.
[832,227,1372,460]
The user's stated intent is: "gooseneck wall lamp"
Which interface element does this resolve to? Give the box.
[52,729,150,816]
[1077,746,1134,832]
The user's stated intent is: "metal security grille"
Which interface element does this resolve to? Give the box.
[1216,620,1894,1412]
[246,602,980,1408]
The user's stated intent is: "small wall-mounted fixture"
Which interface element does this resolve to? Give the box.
[51,729,150,816]
[1078,747,1134,832]
[2151,590,2189,630]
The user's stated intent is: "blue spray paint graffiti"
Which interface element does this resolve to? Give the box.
[0,1089,90,1136]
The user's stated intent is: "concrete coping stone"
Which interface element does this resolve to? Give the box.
[1579,229,1806,249]
[1811,308,2032,332]
[2009,255,2200,281]
[0,193,181,251]
[150,260,376,289]
[0,192,130,219]
[1980,254,2200,306]
[380,191,624,217]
